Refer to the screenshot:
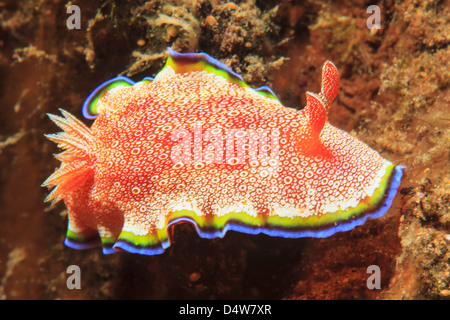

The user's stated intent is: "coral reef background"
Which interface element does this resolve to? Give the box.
[0,0,448,299]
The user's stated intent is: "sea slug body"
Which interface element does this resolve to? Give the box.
[42,48,404,255]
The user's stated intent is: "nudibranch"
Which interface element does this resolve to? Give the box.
[42,48,404,255]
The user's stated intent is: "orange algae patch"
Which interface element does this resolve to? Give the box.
[42,48,403,255]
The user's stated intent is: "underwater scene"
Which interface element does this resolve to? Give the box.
[0,0,448,301]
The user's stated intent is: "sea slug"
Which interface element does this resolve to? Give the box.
[42,48,404,255]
